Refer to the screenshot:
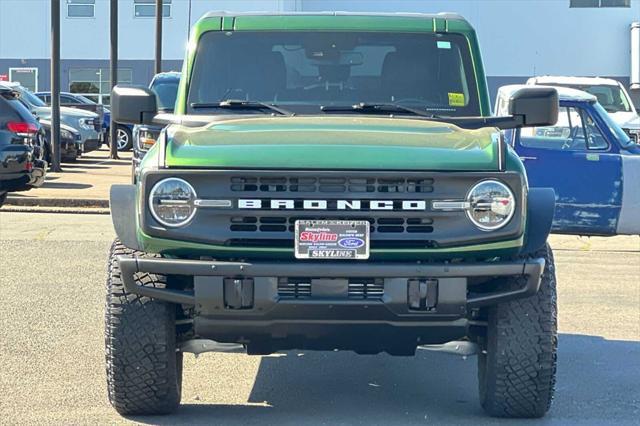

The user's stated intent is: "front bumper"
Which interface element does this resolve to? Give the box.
[118,256,544,354]
[81,138,101,153]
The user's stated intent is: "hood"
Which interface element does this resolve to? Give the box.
[610,111,640,130]
[33,106,98,119]
[165,116,502,171]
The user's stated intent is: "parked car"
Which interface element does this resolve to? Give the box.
[38,118,81,163]
[526,76,640,144]
[35,91,109,142]
[34,91,134,151]
[132,71,180,182]
[0,86,47,206]
[0,82,102,154]
[496,85,640,236]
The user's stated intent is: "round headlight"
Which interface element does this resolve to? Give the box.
[466,180,515,231]
[149,178,197,227]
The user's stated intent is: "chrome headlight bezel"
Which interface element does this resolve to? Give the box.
[148,177,198,228]
[465,180,516,231]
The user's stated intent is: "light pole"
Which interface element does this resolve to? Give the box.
[155,0,163,75]
[96,69,102,104]
[50,0,62,172]
[109,0,119,160]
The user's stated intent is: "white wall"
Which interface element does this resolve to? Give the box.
[0,0,286,61]
[1,0,639,77]
[298,0,640,77]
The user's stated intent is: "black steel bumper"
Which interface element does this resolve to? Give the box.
[118,256,544,353]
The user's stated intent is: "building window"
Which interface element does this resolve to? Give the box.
[134,0,171,18]
[570,0,630,7]
[68,68,133,105]
[67,0,95,18]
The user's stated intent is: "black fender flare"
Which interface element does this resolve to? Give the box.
[520,187,556,255]
[110,184,140,251]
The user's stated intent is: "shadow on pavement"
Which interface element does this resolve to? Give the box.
[59,164,110,170]
[129,334,640,426]
[42,182,93,190]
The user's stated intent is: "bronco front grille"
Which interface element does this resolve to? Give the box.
[141,170,525,250]
[230,176,434,194]
[229,216,434,234]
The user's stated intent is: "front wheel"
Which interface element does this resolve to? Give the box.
[105,239,182,415]
[477,243,558,418]
[114,125,133,151]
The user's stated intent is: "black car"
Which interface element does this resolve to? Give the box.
[39,119,80,163]
[0,87,47,206]
[132,71,180,182]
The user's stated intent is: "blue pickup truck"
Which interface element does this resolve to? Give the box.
[496,85,640,236]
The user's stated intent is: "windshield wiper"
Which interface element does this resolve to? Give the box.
[190,99,294,116]
[321,102,435,118]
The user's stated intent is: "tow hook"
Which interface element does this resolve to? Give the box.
[180,339,245,355]
[418,341,478,357]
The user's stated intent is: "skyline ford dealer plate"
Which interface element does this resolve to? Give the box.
[294,220,370,260]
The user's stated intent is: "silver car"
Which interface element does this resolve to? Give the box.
[0,82,102,153]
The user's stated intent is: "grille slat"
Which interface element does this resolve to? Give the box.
[277,278,384,299]
[229,216,434,234]
[231,176,434,193]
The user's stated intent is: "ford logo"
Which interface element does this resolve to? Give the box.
[338,238,365,249]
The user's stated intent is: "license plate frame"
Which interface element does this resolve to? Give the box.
[294,220,370,260]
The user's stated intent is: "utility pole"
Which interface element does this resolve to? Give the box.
[155,0,163,74]
[109,0,119,159]
[50,0,62,172]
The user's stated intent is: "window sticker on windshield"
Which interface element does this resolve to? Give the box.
[448,92,465,107]
[437,41,451,49]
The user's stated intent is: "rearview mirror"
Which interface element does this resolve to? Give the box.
[111,85,157,125]
[508,87,558,127]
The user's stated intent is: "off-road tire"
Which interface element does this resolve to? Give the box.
[105,239,183,415]
[478,243,557,418]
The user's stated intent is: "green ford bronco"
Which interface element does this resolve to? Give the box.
[107,12,560,418]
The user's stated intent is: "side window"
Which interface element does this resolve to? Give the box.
[520,106,588,150]
[583,113,609,150]
[60,95,76,105]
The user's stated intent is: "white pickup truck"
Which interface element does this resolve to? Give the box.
[527,76,640,144]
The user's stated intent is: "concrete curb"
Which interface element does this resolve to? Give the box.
[1,205,110,215]
[5,196,109,209]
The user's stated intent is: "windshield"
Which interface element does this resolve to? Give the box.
[555,84,632,113]
[151,78,179,112]
[593,102,634,147]
[74,94,96,104]
[18,86,47,108]
[187,31,480,116]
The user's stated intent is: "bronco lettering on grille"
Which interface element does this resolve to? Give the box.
[237,199,427,210]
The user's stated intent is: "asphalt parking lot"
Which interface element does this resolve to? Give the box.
[0,212,638,425]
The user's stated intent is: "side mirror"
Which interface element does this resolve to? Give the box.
[111,85,157,125]
[508,87,559,127]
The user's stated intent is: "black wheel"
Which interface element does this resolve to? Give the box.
[0,192,7,207]
[478,243,557,418]
[115,125,133,151]
[105,239,183,415]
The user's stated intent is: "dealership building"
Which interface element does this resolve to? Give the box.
[0,0,638,105]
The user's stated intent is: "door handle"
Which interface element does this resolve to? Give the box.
[519,156,537,162]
